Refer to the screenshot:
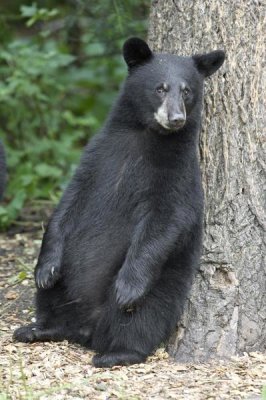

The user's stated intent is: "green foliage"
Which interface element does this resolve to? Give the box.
[0,1,149,229]
[20,3,59,26]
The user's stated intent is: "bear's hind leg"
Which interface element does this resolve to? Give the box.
[13,284,79,345]
[92,274,181,367]
[93,351,146,368]
[13,324,66,343]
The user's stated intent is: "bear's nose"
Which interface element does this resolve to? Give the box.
[168,113,186,128]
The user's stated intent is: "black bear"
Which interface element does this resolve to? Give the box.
[14,38,225,367]
[0,140,6,201]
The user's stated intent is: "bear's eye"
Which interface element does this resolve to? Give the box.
[182,87,190,97]
[156,84,168,95]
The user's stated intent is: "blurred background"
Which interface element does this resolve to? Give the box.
[0,0,149,230]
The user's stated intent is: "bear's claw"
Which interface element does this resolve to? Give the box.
[35,263,60,289]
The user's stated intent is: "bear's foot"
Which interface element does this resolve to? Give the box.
[92,351,146,368]
[13,324,40,343]
[13,324,64,343]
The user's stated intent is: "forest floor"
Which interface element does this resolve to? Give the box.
[0,228,265,400]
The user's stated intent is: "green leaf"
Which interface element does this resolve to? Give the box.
[35,164,62,178]
[20,3,38,18]
[262,386,266,400]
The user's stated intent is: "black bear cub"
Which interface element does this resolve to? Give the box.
[14,38,225,367]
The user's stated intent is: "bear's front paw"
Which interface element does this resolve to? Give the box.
[115,275,146,307]
[35,261,60,290]
[13,324,38,343]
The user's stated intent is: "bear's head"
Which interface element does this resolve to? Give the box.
[122,37,225,134]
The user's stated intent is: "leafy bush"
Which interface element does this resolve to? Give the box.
[0,1,149,229]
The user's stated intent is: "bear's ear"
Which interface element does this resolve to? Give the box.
[123,37,153,69]
[193,50,225,77]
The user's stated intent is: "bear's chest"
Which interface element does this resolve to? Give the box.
[108,154,196,209]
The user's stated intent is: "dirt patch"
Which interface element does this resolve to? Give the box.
[0,231,265,400]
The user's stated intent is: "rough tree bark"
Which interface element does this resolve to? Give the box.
[149,0,265,361]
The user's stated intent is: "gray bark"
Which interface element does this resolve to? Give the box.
[149,0,266,361]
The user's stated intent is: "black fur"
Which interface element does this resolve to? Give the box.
[14,38,225,367]
[193,50,225,77]
[0,141,6,200]
[123,37,153,68]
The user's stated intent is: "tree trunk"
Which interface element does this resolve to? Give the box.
[149,0,266,361]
